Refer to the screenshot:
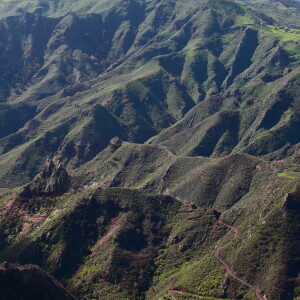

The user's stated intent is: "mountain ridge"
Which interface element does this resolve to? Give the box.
[0,0,300,299]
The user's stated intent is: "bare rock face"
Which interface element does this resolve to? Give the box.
[20,158,71,198]
[0,262,76,300]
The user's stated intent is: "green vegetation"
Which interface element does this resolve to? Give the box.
[0,0,299,299]
[277,172,297,179]
[268,25,300,42]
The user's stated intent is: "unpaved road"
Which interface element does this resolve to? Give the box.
[214,250,267,300]
[168,289,181,300]
[167,210,268,300]
[216,218,239,241]
[214,218,268,300]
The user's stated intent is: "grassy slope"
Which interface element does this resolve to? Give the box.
[0,155,299,299]
[0,0,299,189]
[0,0,300,299]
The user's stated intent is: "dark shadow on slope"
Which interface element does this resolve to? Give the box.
[223,28,259,88]
[191,111,240,157]
[258,91,293,130]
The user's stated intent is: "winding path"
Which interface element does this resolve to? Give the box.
[168,289,181,300]
[167,208,268,300]
[214,217,268,300]
[213,250,267,300]
[216,218,239,241]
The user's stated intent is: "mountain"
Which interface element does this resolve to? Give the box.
[0,262,76,300]
[0,0,299,299]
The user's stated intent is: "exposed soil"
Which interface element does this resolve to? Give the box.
[214,217,268,300]
[91,215,125,257]
[216,218,239,241]
[168,208,268,300]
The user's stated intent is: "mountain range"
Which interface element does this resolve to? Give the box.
[0,0,300,299]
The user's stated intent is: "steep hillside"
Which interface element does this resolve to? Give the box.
[0,153,299,299]
[0,262,76,300]
[0,0,300,299]
[0,0,299,187]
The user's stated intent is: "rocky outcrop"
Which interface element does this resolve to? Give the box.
[19,158,71,198]
[0,262,76,300]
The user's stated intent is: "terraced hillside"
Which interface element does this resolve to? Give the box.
[0,0,300,299]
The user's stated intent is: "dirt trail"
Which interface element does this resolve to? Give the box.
[216,218,239,241]
[91,216,124,256]
[214,218,268,300]
[168,289,181,300]
[214,250,267,300]
[167,209,268,300]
